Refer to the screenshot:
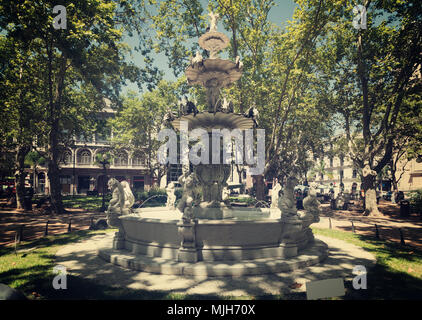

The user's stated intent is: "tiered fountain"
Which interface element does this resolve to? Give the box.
[98,12,328,276]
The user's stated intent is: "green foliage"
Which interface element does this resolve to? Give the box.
[24,152,46,169]
[134,188,167,204]
[228,196,255,206]
[409,189,422,214]
[109,81,181,182]
[62,195,111,211]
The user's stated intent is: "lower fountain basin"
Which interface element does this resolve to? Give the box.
[113,207,313,262]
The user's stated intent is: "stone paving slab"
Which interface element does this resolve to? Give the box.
[55,232,375,297]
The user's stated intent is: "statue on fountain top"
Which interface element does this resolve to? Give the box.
[208,11,219,32]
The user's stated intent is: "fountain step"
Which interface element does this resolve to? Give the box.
[97,239,328,277]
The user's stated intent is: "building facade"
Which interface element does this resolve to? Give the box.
[33,107,154,196]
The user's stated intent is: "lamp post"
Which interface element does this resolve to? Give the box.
[96,153,111,212]
[72,139,76,198]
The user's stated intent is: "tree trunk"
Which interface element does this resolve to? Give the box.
[47,124,65,214]
[15,145,30,210]
[253,175,266,201]
[101,166,107,211]
[361,172,381,216]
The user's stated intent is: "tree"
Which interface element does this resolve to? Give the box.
[0,35,45,209]
[146,0,341,199]
[318,0,422,215]
[0,1,160,213]
[110,81,181,187]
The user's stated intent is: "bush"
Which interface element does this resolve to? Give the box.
[228,196,255,206]
[134,188,167,204]
[409,189,422,214]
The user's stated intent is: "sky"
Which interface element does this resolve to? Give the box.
[123,0,298,94]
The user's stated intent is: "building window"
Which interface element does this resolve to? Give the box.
[352,169,357,179]
[61,150,72,165]
[340,156,344,167]
[339,170,344,181]
[114,152,128,166]
[60,175,72,184]
[77,150,91,165]
[132,155,145,166]
[77,133,93,143]
[320,173,324,180]
[329,157,333,167]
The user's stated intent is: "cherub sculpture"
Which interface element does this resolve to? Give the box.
[177,171,198,222]
[271,180,282,209]
[278,176,298,217]
[190,50,204,69]
[208,12,219,32]
[106,178,125,227]
[121,180,135,214]
[302,183,321,223]
[235,56,243,69]
[221,97,234,113]
[166,182,177,209]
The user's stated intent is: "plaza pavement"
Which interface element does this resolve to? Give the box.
[55,232,375,298]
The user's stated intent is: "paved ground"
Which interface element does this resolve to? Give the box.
[317,201,422,250]
[0,207,105,246]
[55,232,375,297]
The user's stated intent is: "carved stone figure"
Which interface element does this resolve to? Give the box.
[208,11,219,32]
[166,182,177,209]
[221,97,233,113]
[205,78,221,113]
[106,178,125,227]
[245,105,259,126]
[271,181,282,209]
[222,185,230,201]
[302,183,321,223]
[186,99,198,116]
[163,108,175,124]
[177,171,197,222]
[178,96,198,117]
[178,96,188,115]
[121,180,135,214]
[235,56,243,69]
[278,176,298,217]
[191,50,204,69]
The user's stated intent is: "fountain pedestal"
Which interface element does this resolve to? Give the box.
[177,219,199,262]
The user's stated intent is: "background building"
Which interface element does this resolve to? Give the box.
[33,106,153,196]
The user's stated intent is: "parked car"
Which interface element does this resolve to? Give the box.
[383,191,393,201]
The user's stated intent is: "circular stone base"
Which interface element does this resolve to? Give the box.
[97,240,328,277]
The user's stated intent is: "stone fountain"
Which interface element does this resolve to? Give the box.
[98,12,327,276]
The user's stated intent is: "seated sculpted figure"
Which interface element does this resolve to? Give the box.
[177,172,197,222]
[271,180,282,209]
[278,176,298,217]
[166,182,177,209]
[302,183,321,223]
[121,180,135,214]
[106,178,125,227]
